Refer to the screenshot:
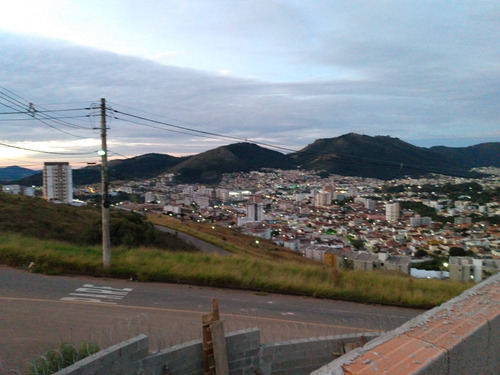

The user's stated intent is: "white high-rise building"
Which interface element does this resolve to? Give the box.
[385,202,400,223]
[246,202,264,222]
[43,162,73,203]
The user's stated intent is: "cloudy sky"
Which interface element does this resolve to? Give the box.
[0,0,499,169]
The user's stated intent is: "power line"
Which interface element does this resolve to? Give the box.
[0,88,94,136]
[0,108,89,115]
[0,89,481,177]
[113,109,246,143]
[113,115,222,139]
[0,115,89,121]
[112,107,477,177]
[0,141,97,155]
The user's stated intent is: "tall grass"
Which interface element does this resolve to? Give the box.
[0,232,471,308]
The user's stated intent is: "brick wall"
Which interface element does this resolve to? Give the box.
[312,271,500,375]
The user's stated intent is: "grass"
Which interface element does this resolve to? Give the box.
[0,193,197,250]
[29,341,100,375]
[0,232,472,308]
[148,214,316,263]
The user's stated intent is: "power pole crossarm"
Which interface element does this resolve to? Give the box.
[101,98,111,268]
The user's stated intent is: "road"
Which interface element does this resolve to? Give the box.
[154,225,231,256]
[0,265,424,372]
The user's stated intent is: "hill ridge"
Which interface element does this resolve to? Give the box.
[9,134,500,185]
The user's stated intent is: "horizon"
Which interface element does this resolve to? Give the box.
[1,133,498,172]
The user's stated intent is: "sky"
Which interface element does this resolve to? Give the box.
[0,0,499,169]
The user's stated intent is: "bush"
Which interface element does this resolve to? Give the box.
[29,341,100,374]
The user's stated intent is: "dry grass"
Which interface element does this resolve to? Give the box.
[0,232,471,308]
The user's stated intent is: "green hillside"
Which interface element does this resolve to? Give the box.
[171,142,294,183]
[0,192,195,250]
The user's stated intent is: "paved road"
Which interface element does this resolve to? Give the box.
[154,225,231,256]
[0,265,424,372]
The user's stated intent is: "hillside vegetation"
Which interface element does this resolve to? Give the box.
[0,193,472,308]
[0,193,195,250]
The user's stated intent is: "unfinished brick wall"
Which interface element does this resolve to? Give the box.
[312,272,500,375]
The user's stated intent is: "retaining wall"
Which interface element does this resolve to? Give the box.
[312,271,500,375]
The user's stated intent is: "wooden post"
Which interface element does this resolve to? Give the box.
[202,298,229,375]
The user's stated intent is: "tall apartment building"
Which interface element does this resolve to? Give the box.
[43,162,73,203]
[385,202,400,223]
[246,202,264,222]
[315,191,332,207]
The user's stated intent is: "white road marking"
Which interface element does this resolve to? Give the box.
[60,284,133,305]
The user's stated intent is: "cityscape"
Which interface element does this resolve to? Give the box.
[1,1,500,371]
[5,162,499,284]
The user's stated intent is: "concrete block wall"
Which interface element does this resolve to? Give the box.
[54,328,376,375]
[226,328,261,374]
[55,334,149,375]
[142,339,203,375]
[141,328,261,375]
[259,333,380,375]
[311,271,500,375]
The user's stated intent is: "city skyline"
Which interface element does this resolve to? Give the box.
[1,1,499,168]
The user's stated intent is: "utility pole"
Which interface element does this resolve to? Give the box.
[100,98,111,268]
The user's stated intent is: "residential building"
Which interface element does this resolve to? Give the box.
[449,257,500,283]
[410,215,432,228]
[385,202,400,223]
[43,162,72,203]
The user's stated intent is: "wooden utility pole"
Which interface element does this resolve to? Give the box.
[100,98,111,268]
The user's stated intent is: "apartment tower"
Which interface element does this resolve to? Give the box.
[385,202,401,223]
[43,162,73,203]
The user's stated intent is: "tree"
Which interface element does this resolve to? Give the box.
[449,247,467,257]
[415,249,428,258]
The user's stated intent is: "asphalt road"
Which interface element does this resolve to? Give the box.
[154,225,231,256]
[0,265,424,372]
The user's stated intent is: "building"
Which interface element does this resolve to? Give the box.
[365,199,376,211]
[303,244,411,274]
[145,192,156,203]
[43,162,73,203]
[449,257,500,283]
[2,184,21,195]
[315,192,332,207]
[385,202,400,223]
[246,201,264,222]
[410,214,432,228]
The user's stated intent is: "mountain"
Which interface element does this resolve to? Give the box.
[286,133,496,179]
[14,153,187,186]
[0,166,39,182]
[429,143,500,170]
[105,153,187,181]
[10,134,500,185]
[171,142,294,183]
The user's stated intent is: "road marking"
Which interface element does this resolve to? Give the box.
[60,284,133,305]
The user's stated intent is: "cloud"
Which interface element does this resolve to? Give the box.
[0,0,500,170]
